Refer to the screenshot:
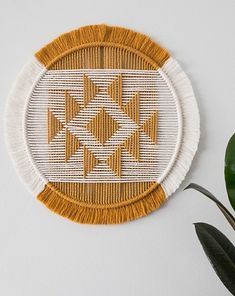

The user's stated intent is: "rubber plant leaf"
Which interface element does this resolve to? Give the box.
[225,133,235,211]
[185,183,235,230]
[194,223,235,295]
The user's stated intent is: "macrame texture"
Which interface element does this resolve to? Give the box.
[5,25,200,224]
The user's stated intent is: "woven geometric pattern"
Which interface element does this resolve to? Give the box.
[27,70,178,183]
[6,25,200,224]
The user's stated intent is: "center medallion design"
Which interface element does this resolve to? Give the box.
[46,71,158,181]
[86,107,120,144]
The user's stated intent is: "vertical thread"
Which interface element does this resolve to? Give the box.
[51,182,156,205]
[49,46,155,70]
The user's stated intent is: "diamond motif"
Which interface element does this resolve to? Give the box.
[86,107,120,144]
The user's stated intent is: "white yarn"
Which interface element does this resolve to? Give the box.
[27,69,179,183]
[4,55,199,200]
[161,57,200,196]
[4,57,46,195]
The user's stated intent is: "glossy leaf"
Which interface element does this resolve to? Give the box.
[194,223,235,295]
[225,133,235,211]
[185,183,235,230]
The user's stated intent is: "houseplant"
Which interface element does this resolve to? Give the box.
[185,134,235,295]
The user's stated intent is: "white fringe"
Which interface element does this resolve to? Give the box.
[161,57,200,196]
[4,57,46,195]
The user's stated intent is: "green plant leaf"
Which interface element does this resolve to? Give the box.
[194,223,235,295]
[225,133,235,211]
[185,183,235,230]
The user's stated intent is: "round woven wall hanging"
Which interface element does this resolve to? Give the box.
[6,24,200,224]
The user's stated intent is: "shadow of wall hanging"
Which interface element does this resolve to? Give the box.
[5,25,200,224]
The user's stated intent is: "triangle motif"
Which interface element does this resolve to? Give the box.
[83,74,100,107]
[123,129,140,161]
[142,112,157,143]
[48,109,64,144]
[83,145,99,177]
[107,74,122,107]
[65,128,80,162]
[65,91,80,123]
[123,92,139,124]
[105,146,121,177]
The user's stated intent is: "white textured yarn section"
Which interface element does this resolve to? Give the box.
[5,56,199,198]
[26,69,180,183]
[161,57,200,196]
[4,57,46,195]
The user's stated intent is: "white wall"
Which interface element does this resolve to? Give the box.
[0,0,234,295]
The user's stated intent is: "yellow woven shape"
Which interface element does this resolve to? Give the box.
[6,24,200,224]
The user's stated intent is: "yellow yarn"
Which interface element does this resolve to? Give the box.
[35,24,169,69]
[37,182,166,224]
[35,24,169,224]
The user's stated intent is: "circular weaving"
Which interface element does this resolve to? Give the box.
[5,25,200,224]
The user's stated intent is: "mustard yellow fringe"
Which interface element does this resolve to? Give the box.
[37,183,166,224]
[35,24,170,69]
